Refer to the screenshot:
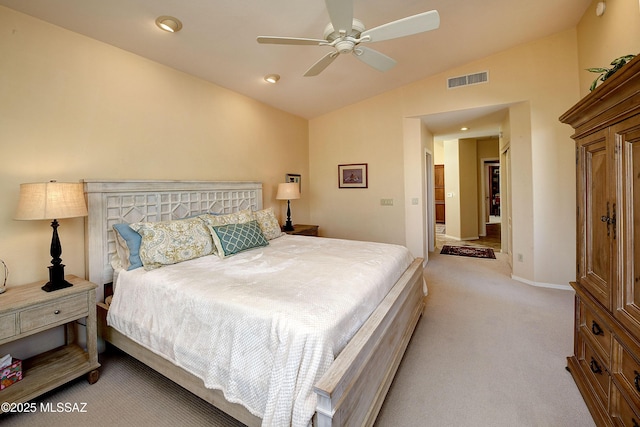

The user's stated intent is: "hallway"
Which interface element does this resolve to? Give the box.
[435,222,502,251]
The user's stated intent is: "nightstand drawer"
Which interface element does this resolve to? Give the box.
[0,314,16,340]
[19,294,88,333]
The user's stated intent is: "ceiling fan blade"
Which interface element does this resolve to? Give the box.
[353,46,397,72]
[257,36,326,46]
[361,10,440,42]
[304,52,339,77]
[325,0,354,34]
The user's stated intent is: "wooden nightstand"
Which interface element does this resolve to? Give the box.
[0,275,100,410]
[283,224,319,236]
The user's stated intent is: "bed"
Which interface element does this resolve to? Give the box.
[84,180,426,427]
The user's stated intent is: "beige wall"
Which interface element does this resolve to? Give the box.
[443,140,461,239]
[577,0,640,97]
[309,29,580,287]
[0,7,309,289]
[442,138,481,241]
[458,138,479,240]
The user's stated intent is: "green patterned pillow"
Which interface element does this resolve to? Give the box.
[130,218,214,270]
[211,220,268,258]
[253,208,285,240]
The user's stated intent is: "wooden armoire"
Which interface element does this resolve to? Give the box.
[560,55,640,426]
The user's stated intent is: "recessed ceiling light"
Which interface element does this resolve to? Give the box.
[460,127,469,131]
[156,16,182,33]
[264,74,280,84]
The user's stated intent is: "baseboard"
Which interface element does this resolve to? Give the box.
[511,275,572,291]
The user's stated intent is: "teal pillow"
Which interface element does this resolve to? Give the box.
[113,223,143,270]
[211,220,268,258]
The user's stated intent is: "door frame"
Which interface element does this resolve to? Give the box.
[479,157,499,236]
[425,150,435,253]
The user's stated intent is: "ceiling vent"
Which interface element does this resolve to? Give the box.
[447,71,489,89]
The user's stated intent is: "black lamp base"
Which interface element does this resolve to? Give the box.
[42,263,73,292]
[42,220,74,293]
[282,199,294,232]
[282,221,294,232]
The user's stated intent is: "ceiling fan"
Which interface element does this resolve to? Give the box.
[257,0,440,76]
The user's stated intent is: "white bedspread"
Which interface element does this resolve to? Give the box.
[107,234,415,427]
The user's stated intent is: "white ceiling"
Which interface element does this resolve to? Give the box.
[1,0,591,133]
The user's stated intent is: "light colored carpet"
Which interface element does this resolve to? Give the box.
[0,251,594,427]
[376,251,594,427]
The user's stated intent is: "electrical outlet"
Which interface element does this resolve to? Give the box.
[380,199,394,206]
[517,253,523,262]
[411,198,419,205]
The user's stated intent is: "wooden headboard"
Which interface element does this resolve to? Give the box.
[83,180,263,301]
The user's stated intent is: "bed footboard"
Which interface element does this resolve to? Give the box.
[313,257,425,427]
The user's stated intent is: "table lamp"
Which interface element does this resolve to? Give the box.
[276,182,300,232]
[14,181,87,292]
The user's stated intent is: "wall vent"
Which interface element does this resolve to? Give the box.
[447,71,489,89]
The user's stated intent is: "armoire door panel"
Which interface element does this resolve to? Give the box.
[579,130,613,309]
[614,115,640,337]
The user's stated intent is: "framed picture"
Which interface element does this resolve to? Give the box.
[286,173,301,192]
[338,163,368,188]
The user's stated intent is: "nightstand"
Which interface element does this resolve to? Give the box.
[283,224,319,236]
[0,275,100,410]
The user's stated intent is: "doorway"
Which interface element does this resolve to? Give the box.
[482,161,501,250]
[434,164,445,224]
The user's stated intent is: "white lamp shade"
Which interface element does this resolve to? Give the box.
[276,182,301,200]
[15,182,88,220]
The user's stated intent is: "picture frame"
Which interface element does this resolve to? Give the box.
[286,173,301,192]
[338,163,368,189]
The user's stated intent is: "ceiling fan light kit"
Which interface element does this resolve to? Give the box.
[257,0,440,77]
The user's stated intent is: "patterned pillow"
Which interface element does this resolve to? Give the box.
[130,218,214,270]
[253,208,285,240]
[198,209,255,254]
[211,220,269,258]
[198,209,254,228]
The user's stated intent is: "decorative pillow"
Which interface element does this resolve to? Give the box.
[112,223,143,270]
[253,208,285,240]
[199,209,255,253]
[130,218,214,270]
[198,209,254,228]
[210,220,269,258]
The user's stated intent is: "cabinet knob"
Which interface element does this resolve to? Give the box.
[54,310,60,315]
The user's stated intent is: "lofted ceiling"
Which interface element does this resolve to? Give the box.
[1,0,590,128]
